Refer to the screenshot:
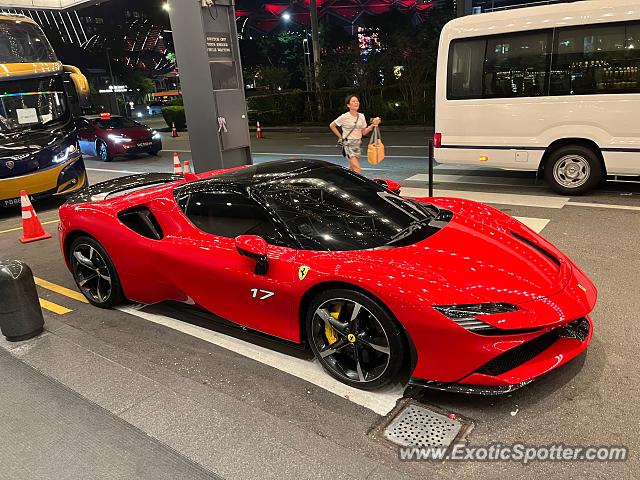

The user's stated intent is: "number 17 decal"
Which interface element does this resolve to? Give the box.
[251,288,275,300]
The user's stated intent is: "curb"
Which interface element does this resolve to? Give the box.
[157,126,433,134]
[249,125,433,133]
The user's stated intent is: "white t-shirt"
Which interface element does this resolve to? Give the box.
[334,112,366,140]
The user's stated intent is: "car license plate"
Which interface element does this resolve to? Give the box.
[138,142,152,147]
[2,198,21,207]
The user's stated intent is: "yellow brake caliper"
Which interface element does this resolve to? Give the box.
[325,305,341,345]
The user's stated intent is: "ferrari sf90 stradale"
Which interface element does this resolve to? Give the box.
[59,160,596,392]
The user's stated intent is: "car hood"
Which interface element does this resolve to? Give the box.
[364,207,572,307]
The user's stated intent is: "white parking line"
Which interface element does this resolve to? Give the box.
[567,201,640,212]
[402,187,569,209]
[406,173,538,188]
[514,217,550,233]
[117,305,405,416]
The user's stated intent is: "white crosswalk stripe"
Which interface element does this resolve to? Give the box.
[514,217,550,233]
[406,173,538,188]
[401,187,569,209]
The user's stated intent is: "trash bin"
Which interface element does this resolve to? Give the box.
[0,260,44,342]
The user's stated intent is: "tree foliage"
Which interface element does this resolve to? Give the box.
[243,5,456,123]
[121,68,156,103]
[255,65,291,91]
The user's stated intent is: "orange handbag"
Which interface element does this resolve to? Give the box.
[367,126,385,165]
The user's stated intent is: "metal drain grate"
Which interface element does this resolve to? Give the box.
[383,404,462,448]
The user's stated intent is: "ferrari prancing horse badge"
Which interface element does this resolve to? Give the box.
[298,266,311,281]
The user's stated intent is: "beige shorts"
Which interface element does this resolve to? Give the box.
[343,139,362,159]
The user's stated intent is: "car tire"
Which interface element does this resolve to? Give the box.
[97,141,112,162]
[544,145,602,196]
[149,150,160,156]
[69,236,124,308]
[306,288,405,390]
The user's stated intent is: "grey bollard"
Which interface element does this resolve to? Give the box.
[0,260,44,342]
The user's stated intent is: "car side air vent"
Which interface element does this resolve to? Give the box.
[118,207,164,240]
[511,231,560,269]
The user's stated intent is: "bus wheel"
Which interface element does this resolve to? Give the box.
[544,145,602,196]
[97,141,112,162]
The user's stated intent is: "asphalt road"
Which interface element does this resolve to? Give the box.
[87,115,640,203]
[0,117,639,479]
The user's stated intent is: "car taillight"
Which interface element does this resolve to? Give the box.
[433,133,442,149]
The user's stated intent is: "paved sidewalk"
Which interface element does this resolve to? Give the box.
[0,348,219,480]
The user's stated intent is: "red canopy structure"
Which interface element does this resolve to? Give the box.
[238,0,435,33]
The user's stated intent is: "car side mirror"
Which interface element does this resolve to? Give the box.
[235,235,269,275]
[373,178,402,195]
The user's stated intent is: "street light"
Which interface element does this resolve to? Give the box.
[162,2,170,12]
[310,0,321,100]
[282,12,291,21]
[302,37,311,92]
[105,47,121,115]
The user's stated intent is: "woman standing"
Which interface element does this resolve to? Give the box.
[329,95,380,174]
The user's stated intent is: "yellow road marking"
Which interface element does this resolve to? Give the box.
[34,277,89,304]
[39,298,72,315]
[0,219,59,235]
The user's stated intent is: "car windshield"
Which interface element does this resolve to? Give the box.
[96,117,140,129]
[0,75,68,133]
[0,20,56,63]
[253,167,439,251]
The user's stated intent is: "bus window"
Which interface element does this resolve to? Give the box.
[447,38,485,100]
[0,76,68,132]
[484,31,551,98]
[0,20,56,63]
[551,22,640,95]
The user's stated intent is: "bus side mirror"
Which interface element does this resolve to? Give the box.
[63,65,90,107]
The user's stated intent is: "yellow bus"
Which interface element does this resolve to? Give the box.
[1,14,89,207]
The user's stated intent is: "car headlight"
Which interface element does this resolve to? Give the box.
[107,134,132,144]
[52,144,78,164]
[434,303,518,332]
[152,130,161,140]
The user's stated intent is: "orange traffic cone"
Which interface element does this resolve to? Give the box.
[256,121,263,139]
[173,152,183,175]
[19,191,51,244]
[183,160,198,181]
[171,122,179,138]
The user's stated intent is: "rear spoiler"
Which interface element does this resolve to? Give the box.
[65,173,184,205]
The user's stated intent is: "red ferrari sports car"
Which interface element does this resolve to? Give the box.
[58,160,596,392]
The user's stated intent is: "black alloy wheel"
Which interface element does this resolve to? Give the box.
[306,289,405,390]
[70,236,124,308]
[97,141,112,162]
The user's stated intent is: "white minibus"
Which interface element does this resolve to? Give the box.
[435,0,640,194]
